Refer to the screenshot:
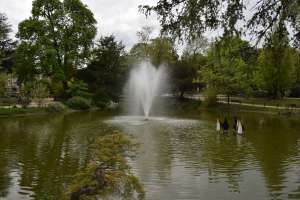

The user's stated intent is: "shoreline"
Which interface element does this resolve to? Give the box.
[1,98,300,118]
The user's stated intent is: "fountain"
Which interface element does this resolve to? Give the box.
[124,61,166,118]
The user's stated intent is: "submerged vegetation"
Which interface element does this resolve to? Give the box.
[67,132,145,200]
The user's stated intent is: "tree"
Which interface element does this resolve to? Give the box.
[68,132,145,200]
[140,0,245,41]
[136,26,153,59]
[0,13,14,70]
[78,35,127,103]
[257,27,296,98]
[16,0,97,97]
[172,55,198,98]
[247,0,300,43]
[148,37,178,67]
[66,79,90,98]
[130,36,178,67]
[181,36,209,92]
[290,51,300,97]
[203,35,249,103]
[0,74,8,97]
[32,80,50,107]
[184,35,209,55]
[140,0,300,43]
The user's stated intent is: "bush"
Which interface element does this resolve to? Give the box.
[66,96,91,110]
[94,100,108,109]
[204,88,218,107]
[67,79,91,98]
[46,102,67,113]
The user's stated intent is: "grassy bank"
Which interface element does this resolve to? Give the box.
[0,107,47,116]
[219,96,300,108]
[206,102,300,116]
[162,97,300,116]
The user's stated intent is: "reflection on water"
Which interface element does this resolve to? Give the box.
[0,111,300,199]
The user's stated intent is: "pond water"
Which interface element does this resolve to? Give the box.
[0,111,300,199]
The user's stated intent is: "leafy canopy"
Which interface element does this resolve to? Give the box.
[257,27,296,98]
[16,0,97,89]
[140,0,300,43]
[203,35,249,98]
[79,35,127,102]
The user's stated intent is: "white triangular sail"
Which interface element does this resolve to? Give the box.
[216,120,221,131]
[237,120,243,134]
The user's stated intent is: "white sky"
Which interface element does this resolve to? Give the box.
[0,0,160,50]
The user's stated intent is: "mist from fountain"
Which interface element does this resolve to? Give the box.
[124,61,166,118]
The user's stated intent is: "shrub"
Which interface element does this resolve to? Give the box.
[94,100,108,109]
[46,102,67,113]
[67,79,91,98]
[66,96,91,110]
[204,88,218,107]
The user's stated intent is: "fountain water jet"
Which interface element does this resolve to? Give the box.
[125,62,166,118]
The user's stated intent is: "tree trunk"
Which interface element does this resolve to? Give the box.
[227,95,230,104]
[180,90,184,99]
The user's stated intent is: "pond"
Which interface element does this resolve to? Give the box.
[0,111,300,199]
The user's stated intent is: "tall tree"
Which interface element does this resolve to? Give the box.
[148,37,178,67]
[15,0,97,96]
[0,13,14,70]
[130,36,178,67]
[78,35,127,103]
[290,51,300,97]
[257,27,296,98]
[203,35,249,102]
[128,26,154,62]
[172,54,199,98]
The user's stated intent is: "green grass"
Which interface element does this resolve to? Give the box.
[219,96,300,108]
[0,107,46,116]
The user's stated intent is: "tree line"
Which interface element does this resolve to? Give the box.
[1,0,300,109]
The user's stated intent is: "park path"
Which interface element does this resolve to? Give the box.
[185,94,300,110]
[218,100,300,110]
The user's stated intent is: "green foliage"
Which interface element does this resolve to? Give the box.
[15,0,97,96]
[130,36,178,67]
[203,87,218,107]
[140,0,300,43]
[148,37,178,66]
[203,35,249,99]
[257,27,296,98]
[67,132,145,200]
[171,56,198,98]
[0,107,45,115]
[66,96,91,110]
[67,79,90,98]
[18,84,32,108]
[0,13,14,68]
[32,81,50,107]
[46,102,67,113]
[50,81,64,98]
[79,35,127,102]
[0,73,8,97]
[291,53,300,97]
[140,0,244,40]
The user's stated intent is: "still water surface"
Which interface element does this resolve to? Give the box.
[0,111,300,199]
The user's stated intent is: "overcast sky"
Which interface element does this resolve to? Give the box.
[0,0,160,49]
